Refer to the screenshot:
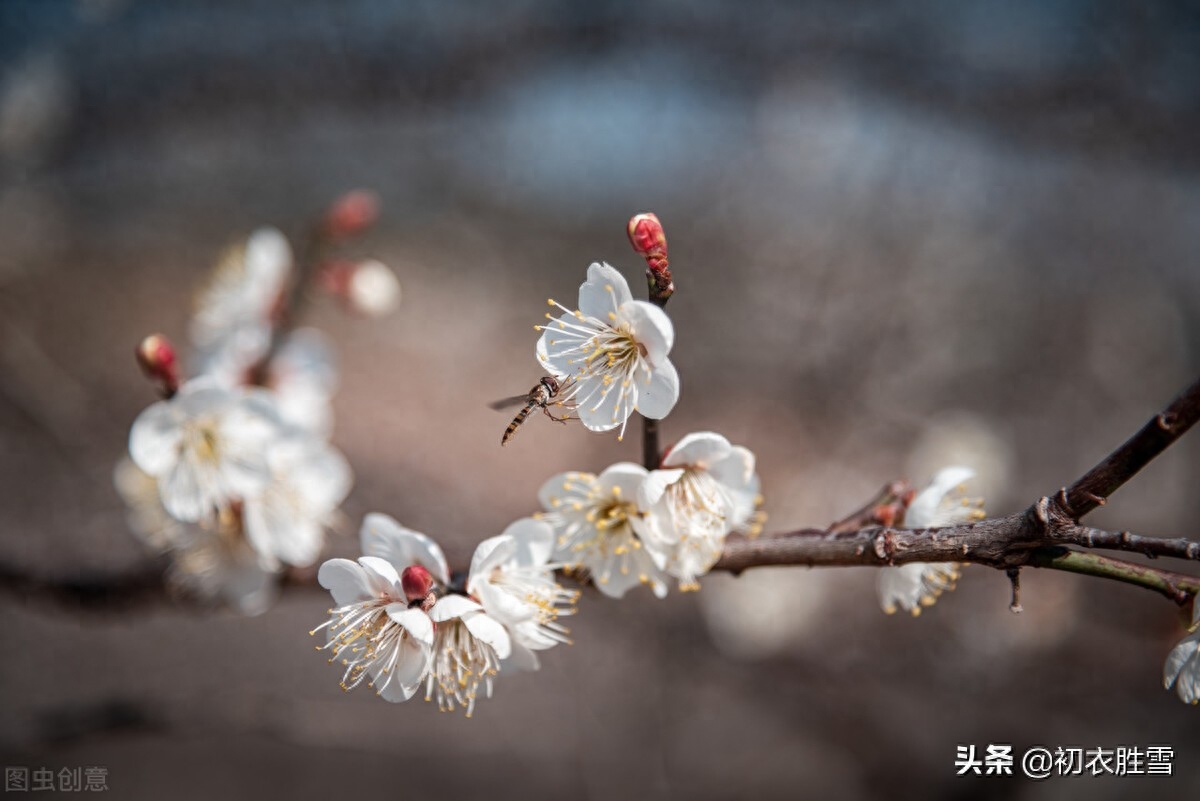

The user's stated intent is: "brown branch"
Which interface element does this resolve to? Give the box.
[1061,375,1200,518]
[715,376,1200,605]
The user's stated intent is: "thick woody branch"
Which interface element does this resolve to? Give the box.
[717,376,1200,604]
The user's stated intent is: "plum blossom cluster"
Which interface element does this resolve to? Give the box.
[116,196,399,612]
[313,515,576,715]
[535,432,764,597]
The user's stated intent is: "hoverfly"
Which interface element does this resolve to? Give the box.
[490,375,576,445]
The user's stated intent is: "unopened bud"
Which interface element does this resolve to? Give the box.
[627,212,667,265]
[323,189,379,240]
[401,564,434,604]
[627,212,673,305]
[135,333,179,397]
[347,259,401,317]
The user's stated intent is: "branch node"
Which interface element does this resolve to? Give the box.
[1006,567,1023,614]
[1034,496,1051,526]
[1156,411,1176,432]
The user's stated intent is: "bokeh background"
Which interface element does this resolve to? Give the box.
[2,1,1199,799]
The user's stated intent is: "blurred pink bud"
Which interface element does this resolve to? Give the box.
[135,333,179,396]
[323,190,379,239]
[401,565,434,604]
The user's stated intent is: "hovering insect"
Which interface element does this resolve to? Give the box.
[491,375,576,445]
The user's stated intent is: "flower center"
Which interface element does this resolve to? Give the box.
[184,419,222,464]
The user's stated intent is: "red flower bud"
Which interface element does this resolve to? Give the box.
[323,190,379,240]
[401,564,434,604]
[135,333,179,397]
[627,212,668,268]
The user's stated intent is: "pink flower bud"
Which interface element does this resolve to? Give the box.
[323,190,379,239]
[401,565,434,604]
[627,212,668,271]
[135,333,179,396]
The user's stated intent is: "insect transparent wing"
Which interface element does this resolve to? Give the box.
[489,394,532,411]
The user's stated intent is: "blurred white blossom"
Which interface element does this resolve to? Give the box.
[878,466,984,616]
[243,433,351,569]
[642,432,763,590]
[128,377,281,522]
[347,259,401,317]
[190,228,292,384]
[266,328,338,437]
[1164,600,1200,705]
[538,462,671,598]
[537,262,678,438]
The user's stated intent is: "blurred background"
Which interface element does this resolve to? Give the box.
[1,1,1199,798]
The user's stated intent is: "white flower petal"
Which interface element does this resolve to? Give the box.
[877,562,960,615]
[906,467,976,529]
[462,610,512,660]
[428,594,485,622]
[357,555,402,595]
[242,497,323,568]
[578,261,633,319]
[504,639,541,672]
[663,432,731,469]
[575,373,636,432]
[474,577,535,624]
[376,637,430,702]
[128,400,183,477]
[537,315,597,378]
[597,462,649,499]
[639,468,686,508]
[634,359,679,420]
[317,558,373,605]
[467,535,518,594]
[501,517,556,566]
[708,445,757,492]
[537,471,594,511]
[386,604,435,647]
[359,513,450,584]
[157,461,210,522]
[617,299,674,366]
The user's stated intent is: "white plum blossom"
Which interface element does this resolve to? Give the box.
[166,516,279,616]
[315,553,435,702]
[538,462,672,598]
[114,457,281,613]
[537,262,679,439]
[467,517,578,670]
[128,378,282,522]
[877,466,984,616]
[1164,599,1200,705]
[242,433,352,569]
[112,457,183,552]
[641,432,764,590]
[265,328,338,437]
[190,227,292,384]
